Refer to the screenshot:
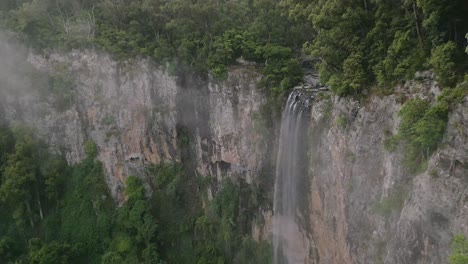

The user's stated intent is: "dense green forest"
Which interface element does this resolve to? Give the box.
[1,0,467,96]
[0,125,271,263]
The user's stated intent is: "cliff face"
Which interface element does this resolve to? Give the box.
[1,47,467,263]
[0,50,267,202]
[306,83,468,264]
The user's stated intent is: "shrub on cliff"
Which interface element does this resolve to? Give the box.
[391,80,468,172]
[396,98,448,172]
[449,235,468,264]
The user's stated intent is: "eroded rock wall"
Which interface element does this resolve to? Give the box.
[306,83,468,263]
[0,49,267,202]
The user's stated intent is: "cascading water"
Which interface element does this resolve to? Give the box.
[273,90,311,264]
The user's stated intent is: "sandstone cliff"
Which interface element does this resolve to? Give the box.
[0,49,267,203]
[306,82,468,263]
[1,46,467,263]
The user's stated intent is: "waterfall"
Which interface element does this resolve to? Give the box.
[273,90,310,264]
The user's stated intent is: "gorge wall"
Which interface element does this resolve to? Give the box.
[306,83,468,264]
[1,46,467,263]
[0,48,268,202]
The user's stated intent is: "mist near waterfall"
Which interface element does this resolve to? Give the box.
[273,90,311,264]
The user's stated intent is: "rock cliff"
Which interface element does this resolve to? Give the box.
[0,49,267,202]
[1,45,467,263]
[306,82,468,263]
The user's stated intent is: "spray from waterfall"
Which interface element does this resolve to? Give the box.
[273,90,310,264]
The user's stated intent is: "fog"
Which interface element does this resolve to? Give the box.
[0,32,38,94]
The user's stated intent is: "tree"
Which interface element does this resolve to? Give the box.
[0,126,14,165]
[103,176,160,263]
[28,238,76,264]
[413,103,448,157]
[0,126,41,229]
[429,41,462,87]
[42,156,67,208]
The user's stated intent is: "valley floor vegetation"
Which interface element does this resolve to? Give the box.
[0,125,271,263]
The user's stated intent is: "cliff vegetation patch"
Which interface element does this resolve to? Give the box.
[387,80,468,173]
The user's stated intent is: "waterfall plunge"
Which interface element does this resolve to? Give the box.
[273,91,310,264]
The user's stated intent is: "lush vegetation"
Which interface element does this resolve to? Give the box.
[449,235,468,264]
[0,125,271,263]
[386,80,468,172]
[3,0,466,97]
[285,0,468,95]
[149,163,271,264]
[0,0,312,98]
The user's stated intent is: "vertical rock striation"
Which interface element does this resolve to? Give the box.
[0,50,267,202]
[306,83,468,263]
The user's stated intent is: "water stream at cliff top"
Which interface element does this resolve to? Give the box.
[273,90,310,264]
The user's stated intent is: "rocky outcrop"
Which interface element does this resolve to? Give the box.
[306,82,468,263]
[0,49,266,202]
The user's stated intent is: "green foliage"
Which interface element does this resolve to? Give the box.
[42,155,68,206]
[429,42,462,87]
[4,126,277,264]
[394,98,448,172]
[84,140,98,158]
[0,127,162,263]
[59,156,114,261]
[149,163,204,263]
[207,30,248,78]
[125,176,145,201]
[2,0,94,50]
[449,235,468,264]
[341,49,368,95]
[1,0,309,100]
[0,126,15,164]
[393,83,467,172]
[374,30,425,87]
[336,116,347,129]
[321,96,334,121]
[399,99,431,139]
[288,0,468,94]
[429,168,439,178]
[438,81,468,107]
[2,0,468,99]
[104,176,161,263]
[177,127,191,149]
[28,238,76,264]
[384,135,400,152]
[0,125,41,229]
[0,236,21,261]
[149,163,271,264]
[263,58,303,96]
[0,125,114,263]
